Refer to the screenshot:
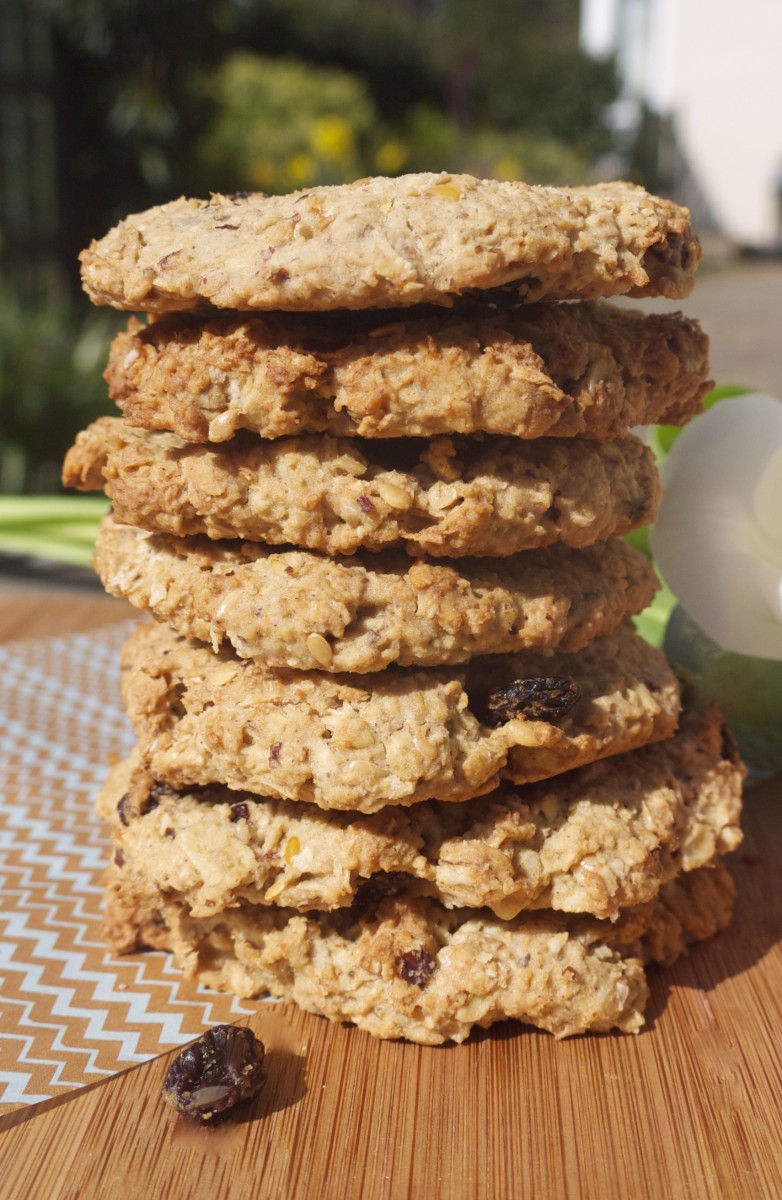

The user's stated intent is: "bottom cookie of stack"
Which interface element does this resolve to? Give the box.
[105,862,735,1045]
[101,708,744,1044]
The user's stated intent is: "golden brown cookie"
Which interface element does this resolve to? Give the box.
[118,620,681,812]
[104,862,735,1044]
[100,707,742,921]
[94,515,659,671]
[64,418,661,557]
[105,302,709,442]
[80,173,700,312]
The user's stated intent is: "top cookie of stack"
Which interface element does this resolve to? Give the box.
[80,172,699,312]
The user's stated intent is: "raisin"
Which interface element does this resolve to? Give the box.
[352,871,408,913]
[397,947,435,988]
[478,676,581,726]
[163,1024,266,1125]
[116,787,159,825]
[357,495,375,513]
[230,801,250,822]
[148,782,176,806]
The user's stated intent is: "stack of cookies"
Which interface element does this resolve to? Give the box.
[63,173,744,1044]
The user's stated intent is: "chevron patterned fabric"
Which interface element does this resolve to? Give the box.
[0,621,256,1115]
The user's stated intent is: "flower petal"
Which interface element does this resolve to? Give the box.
[753,442,782,553]
[650,393,782,660]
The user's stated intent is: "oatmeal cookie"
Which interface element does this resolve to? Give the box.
[100,707,742,921]
[104,862,734,1044]
[119,620,680,812]
[94,515,658,671]
[105,302,710,443]
[64,418,660,557]
[80,173,700,313]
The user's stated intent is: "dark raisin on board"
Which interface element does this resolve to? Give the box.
[479,676,581,726]
[163,1024,267,1124]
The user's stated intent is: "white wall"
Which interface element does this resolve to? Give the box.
[581,0,782,247]
[670,2,782,247]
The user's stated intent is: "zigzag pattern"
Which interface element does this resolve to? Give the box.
[0,623,257,1114]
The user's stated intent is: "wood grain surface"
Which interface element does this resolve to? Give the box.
[0,586,132,643]
[1,589,780,1200]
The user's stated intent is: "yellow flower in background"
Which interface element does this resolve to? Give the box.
[375,140,408,175]
[286,152,316,187]
[493,155,522,181]
[309,115,354,165]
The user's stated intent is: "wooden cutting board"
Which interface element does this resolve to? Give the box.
[1,589,781,1199]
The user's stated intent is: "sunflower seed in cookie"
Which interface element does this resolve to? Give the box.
[119,620,680,812]
[94,515,659,672]
[80,173,700,313]
[64,418,661,557]
[106,301,710,443]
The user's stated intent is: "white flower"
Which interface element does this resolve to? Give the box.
[650,392,782,661]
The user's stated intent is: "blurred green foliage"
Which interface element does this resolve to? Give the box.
[194,50,594,195]
[37,0,617,225]
[0,282,118,493]
[197,54,379,193]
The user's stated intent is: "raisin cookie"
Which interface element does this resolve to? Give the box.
[119,620,681,811]
[80,173,700,312]
[106,302,709,443]
[104,862,735,1044]
[95,515,659,672]
[100,707,743,921]
[64,419,661,557]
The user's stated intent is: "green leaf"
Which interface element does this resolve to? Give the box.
[632,574,677,649]
[0,495,109,567]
